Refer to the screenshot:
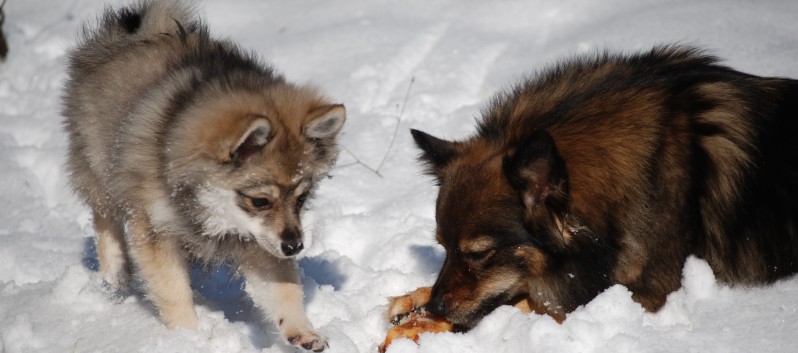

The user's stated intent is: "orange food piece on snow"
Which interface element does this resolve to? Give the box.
[379,309,453,352]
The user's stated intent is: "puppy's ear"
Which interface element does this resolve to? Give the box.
[411,129,459,176]
[503,130,570,249]
[231,118,271,163]
[305,104,346,140]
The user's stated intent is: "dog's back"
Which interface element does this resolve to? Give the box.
[477,46,798,287]
[63,0,200,123]
[62,0,279,215]
[63,0,198,213]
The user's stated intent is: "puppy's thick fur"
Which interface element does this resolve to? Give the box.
[393,46,798,330]
[62,1,344,351]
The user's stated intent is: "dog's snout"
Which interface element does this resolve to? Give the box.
[426,297,448,317]
[280,240,304,256]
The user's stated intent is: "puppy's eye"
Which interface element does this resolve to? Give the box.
[250,197,271,209]
[241,194,272,210]
[297,192,309,208]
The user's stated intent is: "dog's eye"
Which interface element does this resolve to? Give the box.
[464,249,493,262]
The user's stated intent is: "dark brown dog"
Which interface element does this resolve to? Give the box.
[390,45,798,331]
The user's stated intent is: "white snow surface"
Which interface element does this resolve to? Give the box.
[2,0,798,352]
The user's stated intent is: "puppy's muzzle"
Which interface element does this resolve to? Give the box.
[280,228,304,256]
[281,240,304,256]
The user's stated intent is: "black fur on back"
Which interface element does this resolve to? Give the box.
[117,7,143,34]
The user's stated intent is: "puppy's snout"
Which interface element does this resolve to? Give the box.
[280,240,304,256]
[280,228,304,256]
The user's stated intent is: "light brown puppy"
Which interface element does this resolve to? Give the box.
[63,1,344,351]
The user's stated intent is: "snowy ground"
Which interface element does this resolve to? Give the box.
[2,0,798,352]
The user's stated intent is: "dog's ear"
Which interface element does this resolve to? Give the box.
[411,129,459,176]
[231,118,271,163]
[503,130,571,249]
[305,104,346,140]
[503,130,567,208]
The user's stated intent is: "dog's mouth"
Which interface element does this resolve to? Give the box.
[442,292,515,331]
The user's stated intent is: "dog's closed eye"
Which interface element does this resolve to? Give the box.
[460,237,497,262]
[463,249,495,262]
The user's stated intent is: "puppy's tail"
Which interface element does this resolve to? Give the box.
[81,0,198,46]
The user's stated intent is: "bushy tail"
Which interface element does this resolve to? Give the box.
[82,0,197,46]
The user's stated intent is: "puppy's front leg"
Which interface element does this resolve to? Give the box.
[93,210,130,288]
[127,212,197,329]
[241,255,327,352]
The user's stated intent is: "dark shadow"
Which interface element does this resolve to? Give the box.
[82,236,256,323]
[80,236,335,350]
[190,262,256,323]
[409,244,445,275]
[81,237,99,271]
[190,263,281,350]
[299,256,348,291]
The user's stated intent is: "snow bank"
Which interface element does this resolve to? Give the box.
[1,0,797,352]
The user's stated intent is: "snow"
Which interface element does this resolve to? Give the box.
[1,0,798,352]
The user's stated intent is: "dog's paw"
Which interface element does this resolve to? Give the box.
[102,268,131,289]
[386,287,432,323]
[283,325,328,352]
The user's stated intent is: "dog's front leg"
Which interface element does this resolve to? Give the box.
[513,297,566,323]
[126,212,197,329]
[241,256,327,352]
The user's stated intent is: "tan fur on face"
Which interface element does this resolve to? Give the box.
[460,237,496,254]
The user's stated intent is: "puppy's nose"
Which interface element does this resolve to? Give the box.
[280,240,304,256]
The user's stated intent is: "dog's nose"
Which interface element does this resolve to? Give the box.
[280,241,304,256]
[426,297,447,317]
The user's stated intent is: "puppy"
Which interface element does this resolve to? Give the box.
[390,45,798,330]
[62,1,344,351]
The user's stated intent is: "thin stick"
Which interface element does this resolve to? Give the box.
[374,76,416,176]
[337,77,416,178]
[338,145,380,175]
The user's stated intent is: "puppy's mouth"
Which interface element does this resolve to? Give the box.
[251,235,292,259]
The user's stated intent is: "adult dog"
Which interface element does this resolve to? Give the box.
[391,45,798,330]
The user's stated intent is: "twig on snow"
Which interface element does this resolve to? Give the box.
[338,76,416,178]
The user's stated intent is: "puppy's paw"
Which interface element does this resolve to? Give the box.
[102,268,131,289]
[283,324,328,352]
[386,287,432,324]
